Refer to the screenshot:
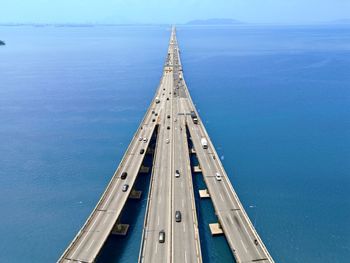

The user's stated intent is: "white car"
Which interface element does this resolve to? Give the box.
[166,139,170,144]
[215,172,222,181]
[143,138,148,143]
[138,137,143,141]
[175,169,180,178]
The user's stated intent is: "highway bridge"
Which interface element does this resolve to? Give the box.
[58,27,274,263]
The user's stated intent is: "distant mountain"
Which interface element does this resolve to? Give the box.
[0,40,5,45]
[186,18,243,25]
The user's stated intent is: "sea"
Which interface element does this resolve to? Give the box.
[0,24,349,263]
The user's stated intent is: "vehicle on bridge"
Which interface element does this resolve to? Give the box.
[191,111,198,124]
[159,230,165,243]
[122,184,129,192]
[175,211,182,222]
[201,137,208,149]
[121,172,127,180]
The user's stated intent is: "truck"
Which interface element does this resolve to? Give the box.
[190,111,198,124]
[201,137,208,149]
[155,97,160,104]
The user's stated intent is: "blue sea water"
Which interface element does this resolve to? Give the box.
[0,25,349,262]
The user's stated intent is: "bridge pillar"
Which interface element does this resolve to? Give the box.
[193,164,201,173]
[209,223,223,236]
[199,189,210,198]
[129,189,142,199]
[112,224,129,236]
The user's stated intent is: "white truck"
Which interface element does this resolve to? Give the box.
[155,97,160,104]
[201,137,208,149]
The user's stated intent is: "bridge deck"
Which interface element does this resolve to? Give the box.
[59,26,273,263]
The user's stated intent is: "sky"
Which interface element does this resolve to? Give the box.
[0,0,350,24]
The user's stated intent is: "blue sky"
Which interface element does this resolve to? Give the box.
[1,0,350,24]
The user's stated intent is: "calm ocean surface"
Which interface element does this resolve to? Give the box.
[0,25,349,262]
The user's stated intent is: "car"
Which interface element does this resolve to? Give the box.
[166,139,170,144]
[122,184,129,192]
[215,172,222,181]
[254,239,259,245]
[155,113,158,116]
[121,172,127,180]
[152,119,156,122]
[167,126,170,130]
[140,149,145,154]
[174,119,177,122]
[138,137,143,141]
[175,169,180,178]
[167,98,169,101]
[152,110,155,114]
[143,138,148,143]
[159,230,165,243]
[175,211,182,222]
[167,115,170,119]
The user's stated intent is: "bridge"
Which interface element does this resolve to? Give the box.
[58,26,274,263]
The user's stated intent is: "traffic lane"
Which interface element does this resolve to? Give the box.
[173,102,199,263]
[64,116,157,262]
[143,119,172,261]
[143,138,167,261]
[192,121,266,257]
[185,109,267,261]
[68,211,118,262]
[173,121,189,263]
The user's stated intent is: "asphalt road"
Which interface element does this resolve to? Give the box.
[58,55,166,263]
[177,48,274,262]
[139,29,202,263]
[59,27,273,263]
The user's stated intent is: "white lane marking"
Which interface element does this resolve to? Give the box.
[103,214,109,225]
[183,223,186,233]
[185,250,188,263]
[157,216,160,226]
[241,239,248,253]
[155,242,158,254]
[181,181,184,189]
[220,193,224,201]
[86,239,95,251]
[182,199,184,208]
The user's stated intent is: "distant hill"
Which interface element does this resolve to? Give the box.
[186,18,243,25]
[0,40,5,45]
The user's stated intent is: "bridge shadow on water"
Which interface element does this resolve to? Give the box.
[186,126,236,263]
[96,127,159,263]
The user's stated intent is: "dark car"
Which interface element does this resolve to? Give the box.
[140,149,145,154]
[175,211,182,222]
[121,172,127,180]
[167,98,169,101]
[167,126,170,130]
[152,119,156,122]
[122,184,129,192]
[167,115,170,119]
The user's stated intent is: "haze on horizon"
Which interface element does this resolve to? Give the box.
[1,0,350,25]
